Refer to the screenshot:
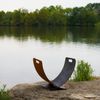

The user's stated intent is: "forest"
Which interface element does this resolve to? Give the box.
[0,3,100,26]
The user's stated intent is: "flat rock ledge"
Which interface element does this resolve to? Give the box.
[9,79,100,100]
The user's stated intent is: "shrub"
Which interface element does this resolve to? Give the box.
[73,60,93,81]
[0,84,10,100]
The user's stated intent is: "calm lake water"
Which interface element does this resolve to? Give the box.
[0,26,100,88]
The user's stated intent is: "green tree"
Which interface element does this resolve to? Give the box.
[0,11,5,25]
[0,3,99,26]
[68,7,98,26]
[3,11,12,25]
[48,6,67,25]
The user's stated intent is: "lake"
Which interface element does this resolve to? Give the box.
[0,26,100,88]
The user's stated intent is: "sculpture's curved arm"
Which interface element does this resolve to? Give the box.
[33,58,51,83]
[52,57,76,87]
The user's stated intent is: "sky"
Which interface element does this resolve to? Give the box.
[0,0,100,12]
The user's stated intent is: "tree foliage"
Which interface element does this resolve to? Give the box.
[0,3,99,26]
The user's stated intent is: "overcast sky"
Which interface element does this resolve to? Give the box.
[0,0,100,12]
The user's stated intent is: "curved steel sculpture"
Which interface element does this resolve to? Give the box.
[33,57,76,89]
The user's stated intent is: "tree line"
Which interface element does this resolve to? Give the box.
[0,3,100,26]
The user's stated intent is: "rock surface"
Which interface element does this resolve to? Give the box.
[9,79,100,100]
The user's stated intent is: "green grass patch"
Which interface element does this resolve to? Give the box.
[73,60,94,81]
[0,84,11,100]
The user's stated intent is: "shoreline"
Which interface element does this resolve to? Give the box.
[9,78,100,100]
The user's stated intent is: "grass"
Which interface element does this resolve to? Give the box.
[73,60,94,81]
[0,84,11,100]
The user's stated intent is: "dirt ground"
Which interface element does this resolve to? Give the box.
[9,78,100,100]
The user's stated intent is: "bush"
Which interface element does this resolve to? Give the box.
[73,60,93,81]
[0,84,10,100]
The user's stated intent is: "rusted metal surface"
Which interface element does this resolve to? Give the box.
[33,57,76,89]
[33,58,51,83]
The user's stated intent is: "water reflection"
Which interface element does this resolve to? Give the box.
[0,26,100,88]
[69,27,100,44]
[0,26,100,44]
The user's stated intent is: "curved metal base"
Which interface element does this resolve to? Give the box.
[42,83,65,90]
[33,57,76,90]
